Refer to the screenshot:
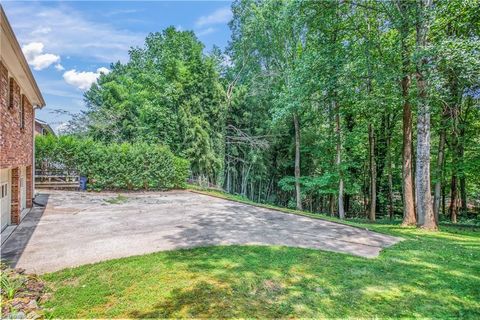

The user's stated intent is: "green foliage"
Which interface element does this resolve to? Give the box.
[0,271,23,300]
[279,174,341,195]
[36,135,189,190]
[59,2,480,218]
[225,0,480,218]
[103,195,129,205]
[66,27,226,184]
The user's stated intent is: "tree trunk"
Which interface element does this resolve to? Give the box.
[460,128,467,213]
[345,194,351,213]
[398,0,416,226]
[241,164,246,196]
[258,180,262,202]
[433,118,446,223]
[266,178,272,203]
[449,175,459,223]
[363,160,369,214]
[226,162,231,193]
[449,96,461,223]
[329,194,335,216]
[415,0,437,230]
[334,100,345,219]
[460,176,467,213]
[401,74,416,225]
[386,133,394,220]
[293,113,302,210]
[368,124,376,221]
[459,107,467,214]
[442,184,446,216]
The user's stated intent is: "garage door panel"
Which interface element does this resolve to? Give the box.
[1,169,11,231]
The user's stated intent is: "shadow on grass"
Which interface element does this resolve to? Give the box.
[144,243,478,318]
[128,281,237,318]
[43,222,480,318]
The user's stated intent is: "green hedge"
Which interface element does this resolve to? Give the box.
[35,135,189,190]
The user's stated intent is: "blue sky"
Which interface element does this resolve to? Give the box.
[2,0,233,132]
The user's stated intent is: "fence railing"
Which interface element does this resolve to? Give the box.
[35,169,80,189]
[187,177,223,191]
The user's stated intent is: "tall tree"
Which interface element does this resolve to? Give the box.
[293,112,302,210]
[433,107,447,222]
[414,0,437,230]
[65,0,480,227]
[368,123,376,221]
[395,0,417,226]
[69,27,226,183]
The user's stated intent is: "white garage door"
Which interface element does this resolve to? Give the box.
[1,169,11,231]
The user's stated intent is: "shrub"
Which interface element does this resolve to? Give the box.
[35,135,190,190]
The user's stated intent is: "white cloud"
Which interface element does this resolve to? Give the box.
[63,67,110,90]
[31,26,51,35]
[54,64,65,71]
[195,7,232,27]
[221,54,233,67]
[55,122,68,134]
[22,42,60,70]
[196,27,216,37]
[30,54,60,70]
[104,9,141,17]
[22,42,43,60]
[97,67,110,74]
[4,3,144,63]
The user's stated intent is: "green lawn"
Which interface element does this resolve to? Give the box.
[42,195,480,318]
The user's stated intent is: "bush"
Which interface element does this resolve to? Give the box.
[35,135,190,190]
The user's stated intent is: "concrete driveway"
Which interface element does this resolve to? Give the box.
[1,190,400,273]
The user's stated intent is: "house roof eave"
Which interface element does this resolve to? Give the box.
[1,5,46,108]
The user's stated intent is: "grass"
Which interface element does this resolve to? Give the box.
[41,188,480,318]
[103,194,129,205]
[0,268,23,300]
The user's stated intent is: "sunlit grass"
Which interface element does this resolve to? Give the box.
[103,194,129,204]
[42,189,480,318]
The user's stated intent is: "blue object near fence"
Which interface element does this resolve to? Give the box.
[79,176,87,191]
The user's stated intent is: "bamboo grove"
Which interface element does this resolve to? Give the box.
[66,0,480,230]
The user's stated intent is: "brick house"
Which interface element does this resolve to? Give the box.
[35,119,55,136]
[1,6,45,231]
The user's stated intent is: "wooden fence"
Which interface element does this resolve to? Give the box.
[35,169,80,189]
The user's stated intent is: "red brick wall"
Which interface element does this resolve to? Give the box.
[1,60,35,221]
[0,60,34,169]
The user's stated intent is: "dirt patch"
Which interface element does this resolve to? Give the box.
[262,279,284,292]
[0,264,50,319]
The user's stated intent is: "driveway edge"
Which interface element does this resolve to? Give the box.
[187,189,401,242]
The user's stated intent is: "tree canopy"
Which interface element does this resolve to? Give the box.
[68,27,226,183]
[65,0,480,229]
